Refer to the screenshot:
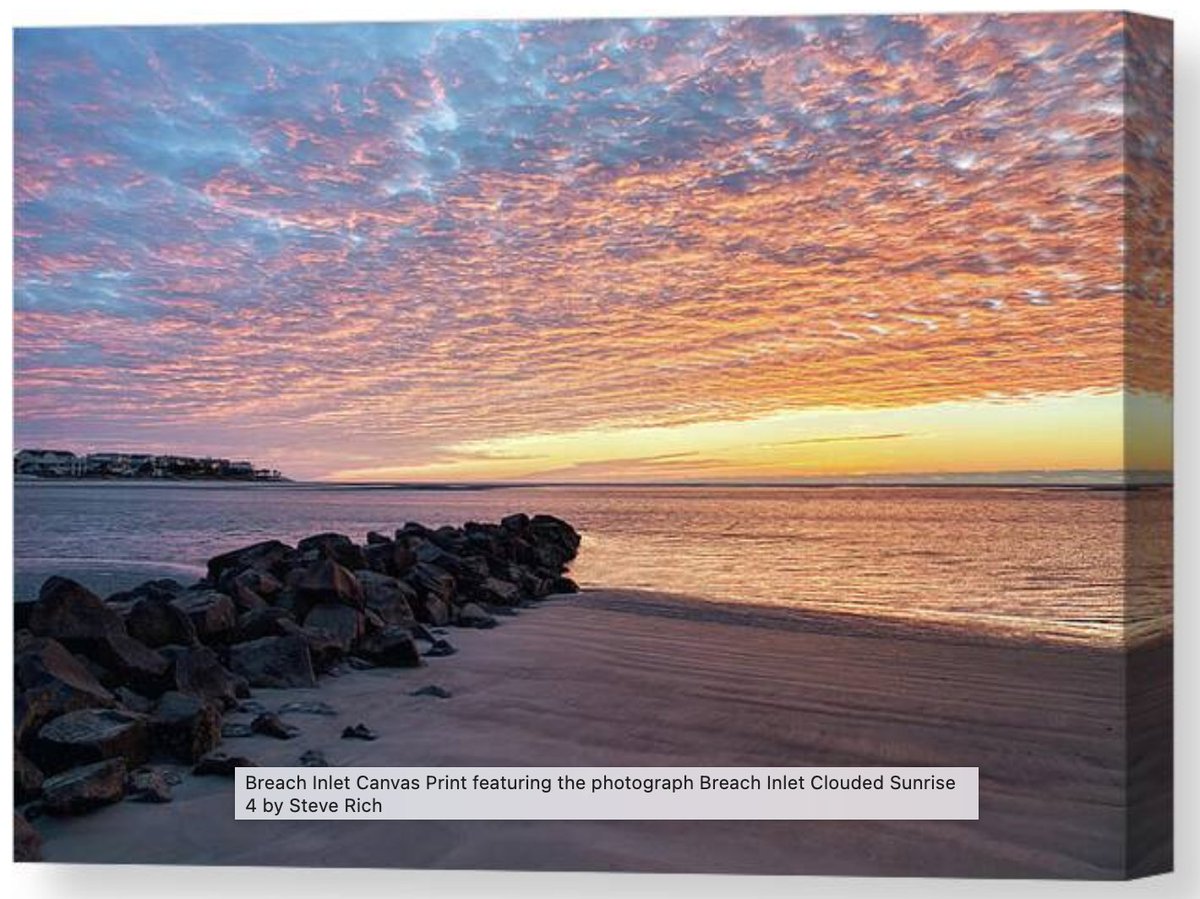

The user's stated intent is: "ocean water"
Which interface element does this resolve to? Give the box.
[13,482,1171,647]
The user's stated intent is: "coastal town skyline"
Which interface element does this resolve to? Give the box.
[14,15,1172,482]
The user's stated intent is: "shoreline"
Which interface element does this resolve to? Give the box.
[26,587,1171,877]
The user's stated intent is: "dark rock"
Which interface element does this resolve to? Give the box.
[278,700,337,716]
[356,570,418,625]
[360,540,417,576]
[150,691,222,763]
[228,635,316,689]
[299,749,330,767]
[15,636,115,749]
[126,766,173,803]
[341,723,377,741]
[251,712,299,740]
[229,581,268,613]
[301,602,364,652]
[274,619,346,674]
[423,596,453,627]
[235,606,296,642]
[41,759,127,815]
[407,562,455,605]
[501,512,530,531]
[193,752,255,776]
[15,750,45,803]
[35,708,149,774]
[170,645,240,709]
[455,602,497,629]
[170,590,238,644]
[409,685,453,699]
[14,813,42,862]
[548,575,580,595]
[126,596,198,648]
[26,578,167,691]
[228,569,281,612]
[293,559,365,610]
[365,530,390,545]
[28,576,124,642]
[410,623,438,643]
[114,686,156,715]
[297,532,367,571]
[412,539,474,578]
[356,626,423,668]
[14,601,37,632]
[233,568,284,599]
[470,578,523,607]
[424,638,458,658]
[207,540,295,585]
[88,633,171,696]
[105,579,183,605]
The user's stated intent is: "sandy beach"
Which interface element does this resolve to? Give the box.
[31,588,1170,878]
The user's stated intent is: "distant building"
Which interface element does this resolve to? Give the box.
[15,448,284,481]
[14,449,86,477]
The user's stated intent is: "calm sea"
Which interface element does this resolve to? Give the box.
[13,482,1171,647]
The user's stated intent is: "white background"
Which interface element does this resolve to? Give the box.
[3,0,1194,896]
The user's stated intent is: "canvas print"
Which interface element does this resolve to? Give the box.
[12,12,1172,878]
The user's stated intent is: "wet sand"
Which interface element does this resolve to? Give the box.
[33,589,1171,877]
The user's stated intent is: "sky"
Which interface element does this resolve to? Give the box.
[14,14,1172,482]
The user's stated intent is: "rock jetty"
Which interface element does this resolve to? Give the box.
[12,513,581,860]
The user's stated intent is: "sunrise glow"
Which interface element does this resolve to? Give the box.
[14,15,1172,481]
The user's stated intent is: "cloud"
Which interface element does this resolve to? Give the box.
[13,14,1171,479]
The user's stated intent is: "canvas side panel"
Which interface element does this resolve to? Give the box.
[1122,11,1173,880]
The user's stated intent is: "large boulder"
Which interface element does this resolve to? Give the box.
[105,578,184,606]
[301,603,364,653]
[14,813,42,862]
[274,620,346,674]
[170,590,238,643]
[168,645,240,709]
[471,576,523,608]
[26,577,169,692]
[229,581,268,613]
[405,563,455,624]
[235,607,296,642]
[297,532,367,571]
[149,691,222,763]
[530,513,582,553]
[230,568,283,610]
[547,575,580,595]
[356,571,417,626]
[83,633,171,696]
[455,602,497,629]
[356,627,423,668]
[15,636,115,749]
[28,576,123,642]
[207,540,295,586]
[40,759,127,816]
[293,559,365,611]
[228,636,316,689]
[125,597,198,648]
[363,540,417,577]
[14,601,37,631]
[34,708,149,774]
[501,512,531,532]
[15,750,45,804]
